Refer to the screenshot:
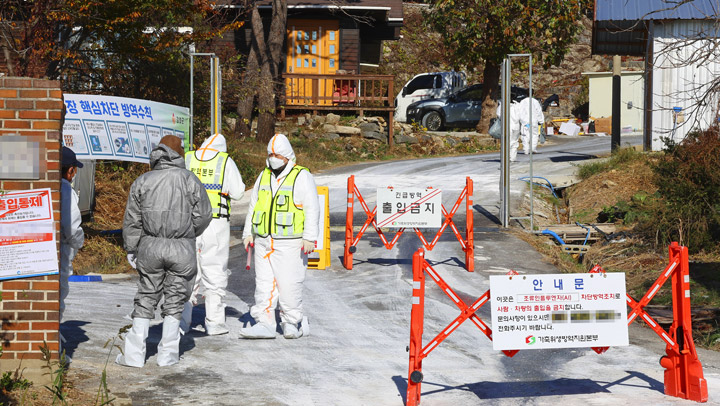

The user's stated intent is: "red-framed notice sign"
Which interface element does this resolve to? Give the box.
[0,188,59,280]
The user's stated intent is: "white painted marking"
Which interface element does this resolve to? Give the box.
[665,261,677,277]
[444,321,459,335]
[685,290,690,298]
[642,314,657,327]
[628,313,637,323]
[648,284,660,299]
[412,297,420,305]
[413,281,421,290]
[661,332,675,346]
[446,288,460,303]
[684,275,689,283]
[475,256,491,261]
[423,341,438,355]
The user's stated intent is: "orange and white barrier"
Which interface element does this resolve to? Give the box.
[343,175,474,272]
[406,242,708,406]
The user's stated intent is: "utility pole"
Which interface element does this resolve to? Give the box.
[611,55,621,152]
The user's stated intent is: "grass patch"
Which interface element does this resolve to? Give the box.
[577,146,645,180]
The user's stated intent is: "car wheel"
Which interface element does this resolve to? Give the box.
[422,111,443,131]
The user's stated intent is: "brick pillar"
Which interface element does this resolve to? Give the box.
[0,77,63,384]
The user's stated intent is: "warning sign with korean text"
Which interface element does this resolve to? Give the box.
[0,188,59,280]
[490,273,628,350]
[376,188,442,228]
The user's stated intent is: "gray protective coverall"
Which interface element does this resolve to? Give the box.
[123,144,212,320]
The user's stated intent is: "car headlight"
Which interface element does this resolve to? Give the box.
[407,108,417,115]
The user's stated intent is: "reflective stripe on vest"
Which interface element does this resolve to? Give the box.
[252,165,307,239]
[186,151,230,218]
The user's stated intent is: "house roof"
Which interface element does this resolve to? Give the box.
[219,0,403,21]
[592,0,720,56]
[595,0,719,22]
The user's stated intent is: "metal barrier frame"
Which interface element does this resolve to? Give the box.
[343,175,474,272]
[406,242,708,406]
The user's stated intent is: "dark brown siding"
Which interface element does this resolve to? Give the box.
[340,28,360,73]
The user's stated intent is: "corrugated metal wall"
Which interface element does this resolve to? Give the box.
[651,20,720,150]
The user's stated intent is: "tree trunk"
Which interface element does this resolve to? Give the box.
[237,0,287,142]
[2,43,15,77]
[255,0,287,143]
[236,46,259,137]
[476,61,501,133]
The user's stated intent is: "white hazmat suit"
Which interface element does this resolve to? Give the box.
[517,97,545,155]
[60,177,84,320]
[182,134,245,335]
[496,102,521,162]
[240,134,319,339]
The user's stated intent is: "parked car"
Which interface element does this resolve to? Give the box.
[407,84,557,131]
[394,71,467,123]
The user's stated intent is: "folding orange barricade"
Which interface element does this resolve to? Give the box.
[344,175,474,272]
[406,242,707,406]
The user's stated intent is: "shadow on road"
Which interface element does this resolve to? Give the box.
[60,320,90,359]
[392,370,664,402]
[549,151,598,163]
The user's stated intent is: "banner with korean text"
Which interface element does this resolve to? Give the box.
[490,273,629,350]
[61,94,190,164]
[0,188,59,280]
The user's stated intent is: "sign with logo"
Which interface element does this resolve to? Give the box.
[376,188,442,228]
[0,188,59,280]
[62,94,190,164]
[490,273,628,350]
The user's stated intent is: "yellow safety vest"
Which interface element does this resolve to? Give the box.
[186,151,230,219]
[252,165,307,239]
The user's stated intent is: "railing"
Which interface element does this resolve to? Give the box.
[281,73,395,146]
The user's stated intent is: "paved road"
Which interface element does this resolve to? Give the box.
[63,134,720,405]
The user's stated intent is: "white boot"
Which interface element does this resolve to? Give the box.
[204,293,229,336]
[238,322,276,339]
[179,302,193,335]
[115,318,150,368]
[281,316,309,339]
[157,316,181,367]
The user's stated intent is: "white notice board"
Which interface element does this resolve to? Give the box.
[490,273,628,350]
[0,188,59,280]
[376,188,442,228]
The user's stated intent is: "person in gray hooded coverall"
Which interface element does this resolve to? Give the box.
[116,135,212,367]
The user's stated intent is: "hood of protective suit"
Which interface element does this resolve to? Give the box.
[150,143,185,170]
[196,133,227,159]
[266,134,296,165]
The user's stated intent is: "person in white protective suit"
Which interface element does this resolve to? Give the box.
[517,96,545,156]
[239,134,319,339]
[60,147,85,359]
[117,135,211,368]
[181,133,245,335]
[495,101,521,162]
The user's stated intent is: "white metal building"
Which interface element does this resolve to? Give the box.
[594,0,720,151]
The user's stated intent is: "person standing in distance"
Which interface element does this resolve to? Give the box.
[60,146,85,348]
[117,135,211,367]
[240,134,319,339]
[181,133,245,335]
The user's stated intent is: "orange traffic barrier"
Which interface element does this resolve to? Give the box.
[344,175,474,272]
[592,242,707,402]
[405,242,707,406]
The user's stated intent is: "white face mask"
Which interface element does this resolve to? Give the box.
[268,156,286,170]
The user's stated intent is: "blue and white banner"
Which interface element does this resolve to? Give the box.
[62,94,190,164]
